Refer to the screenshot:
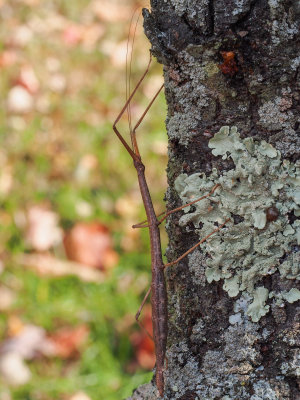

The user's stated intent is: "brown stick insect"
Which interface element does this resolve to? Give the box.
[113,16,229,398]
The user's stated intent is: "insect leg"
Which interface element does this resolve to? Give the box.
[132,184,220,228]
[135,286,153,341]
[157,184,220,224]
[132,209,166,229]
[130,83,164,158]
[113,55,153,160]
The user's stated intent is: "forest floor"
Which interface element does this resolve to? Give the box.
[0,1,167,399]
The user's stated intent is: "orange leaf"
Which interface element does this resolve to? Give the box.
[47,325,89,359]
[63,222,118,270]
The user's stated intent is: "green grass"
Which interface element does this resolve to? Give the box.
[3,266,152,399]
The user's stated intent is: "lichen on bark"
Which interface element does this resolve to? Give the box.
[175,126,300,322]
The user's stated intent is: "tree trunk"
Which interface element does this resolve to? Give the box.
[128,1,300,399]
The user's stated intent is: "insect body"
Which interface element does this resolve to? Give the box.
[135,158,167,396]
[113,56,167,396]
[113,55,229,397]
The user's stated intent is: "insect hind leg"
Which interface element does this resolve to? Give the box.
[135,286,153,341]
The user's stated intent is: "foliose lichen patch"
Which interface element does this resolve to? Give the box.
[174,126,300,322]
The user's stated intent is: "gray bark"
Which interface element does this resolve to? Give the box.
[128,1,300,399]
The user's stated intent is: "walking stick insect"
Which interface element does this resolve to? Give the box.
[113,16,229,398]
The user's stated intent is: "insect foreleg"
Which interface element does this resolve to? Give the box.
[130,83,164,158]
[113,55,153,160]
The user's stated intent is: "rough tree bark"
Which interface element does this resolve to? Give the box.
[127,1,300,399]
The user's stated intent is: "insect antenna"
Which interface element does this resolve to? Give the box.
[125,7,142,140]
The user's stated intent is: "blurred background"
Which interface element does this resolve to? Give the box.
[0,0,167,399]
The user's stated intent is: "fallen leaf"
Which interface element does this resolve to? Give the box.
[0,352,31,386]
[18,253,106,283]
[12,25,33,47]
[0,50,18,68]
[0,322,89,385]
[63,222,118,270]
[7,86,34,114]
[2,322,52,360]
[0,286,15,311]
[47,325,89,359]
[25,205,63,251]
[16,65,40,94]
[62,24,83,46]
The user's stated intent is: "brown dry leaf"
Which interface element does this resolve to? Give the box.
[18,253,106,283]
[25,205,63,251]
[63,222,119,270]
[47,325,89,359]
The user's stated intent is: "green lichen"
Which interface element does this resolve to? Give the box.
[246,287,270,322]
[174,126,300,322]
[282,288,300,303]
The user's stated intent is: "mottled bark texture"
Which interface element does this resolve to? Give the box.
[127,1,300,399]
